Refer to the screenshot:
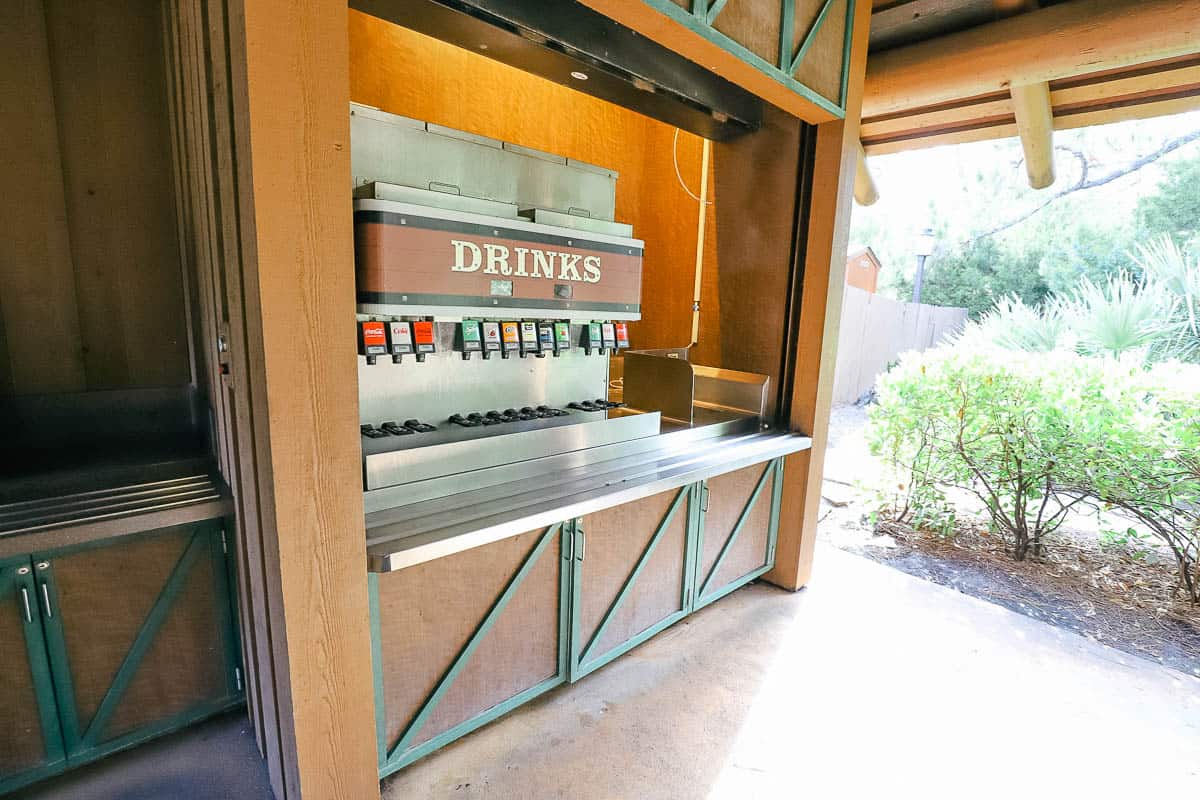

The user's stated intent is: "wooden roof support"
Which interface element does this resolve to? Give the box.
[1011,81,1056,188]
[864,0,1200,118]
[854,140,879,205]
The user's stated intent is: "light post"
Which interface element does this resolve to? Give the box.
[911,227,936,305]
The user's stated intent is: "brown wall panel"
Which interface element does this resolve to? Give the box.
[710,104,804,415]
[0,0,191,397]
[0,0,86,394]
[42,0,190,391]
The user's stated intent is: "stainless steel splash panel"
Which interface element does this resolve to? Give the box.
[622,349,770,423]
[350,103,617,220]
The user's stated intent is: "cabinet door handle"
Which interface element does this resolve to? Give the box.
[40,583,53,619]
[20,587,33,623]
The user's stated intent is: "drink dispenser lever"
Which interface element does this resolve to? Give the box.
[480,321,502,360]
[412,320,437,363]
[537,323,556,357]
[358,320,388,366]
[457,320,483,361]
[583,322,604,355]
[387,320,414,364]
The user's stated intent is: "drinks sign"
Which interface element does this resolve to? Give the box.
[354,201,643,316]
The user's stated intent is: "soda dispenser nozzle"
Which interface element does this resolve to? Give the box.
[358,320,388,366]
[412,320,436,363]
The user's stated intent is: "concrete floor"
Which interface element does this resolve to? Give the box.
[383,544,1200,799]
[22,710,271,800]
[27,545,1200,799]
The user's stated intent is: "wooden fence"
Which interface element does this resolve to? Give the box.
[832,286,968,405]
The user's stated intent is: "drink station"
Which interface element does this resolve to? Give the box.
[1,0,866,793]
[350,105,811,775]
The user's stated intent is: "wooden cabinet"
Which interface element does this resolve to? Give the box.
[371,523,569,779]
[569,484,696,681]
[0,522,243,796]
[0,555,67,793]
[370,457,785,777]
[694,458,784,609]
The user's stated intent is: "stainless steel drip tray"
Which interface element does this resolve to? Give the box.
[364,428,812,572]
[363,410,662,491]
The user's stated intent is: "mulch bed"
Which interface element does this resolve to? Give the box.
[852,517,1200,677]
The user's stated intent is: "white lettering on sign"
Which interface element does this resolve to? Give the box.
[451,240,602,283]
[450,240,482,272]
[483,243,511,276]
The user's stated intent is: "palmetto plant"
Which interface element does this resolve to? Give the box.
[972,295,1069,353]
[1065,273,1177,359]
[969,235,1200,364]
[1134,235,1200,362]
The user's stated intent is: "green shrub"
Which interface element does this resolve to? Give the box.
[868,347,1092,560]
[869,345,1200,602]
[1061,361,1200,602]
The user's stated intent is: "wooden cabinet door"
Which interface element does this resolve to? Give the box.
[693,458,784,609]
[371,523,569,777]
[0,556,66,796]
[569,485,695,681]
[33,523,241,762]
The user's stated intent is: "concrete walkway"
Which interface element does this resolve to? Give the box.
[26,545,1200,799]
[384,544,1200,799]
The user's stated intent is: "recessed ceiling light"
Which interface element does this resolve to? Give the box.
[570,71,588,81]
[479,43,488,50]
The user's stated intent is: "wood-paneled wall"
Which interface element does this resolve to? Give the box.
[347,11,717,357]
[0,0,190,396]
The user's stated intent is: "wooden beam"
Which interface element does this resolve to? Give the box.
[227,0,381,797]
[854,140,879,205]
[576,0,841,124]
[1010,81,1055,188]
[864,0,1200,117]
[765,0,873,591]
[861,54,1200,154]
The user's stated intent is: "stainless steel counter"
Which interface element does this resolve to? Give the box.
[364,423,811,572]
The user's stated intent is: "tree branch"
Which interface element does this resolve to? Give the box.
[968,129,1200,242]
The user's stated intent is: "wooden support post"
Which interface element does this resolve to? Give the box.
[864,0,1200,117]
[854,140,879,206]
[765,0,873,591]
[226,1,381,798]
[1010,81,1056,189]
